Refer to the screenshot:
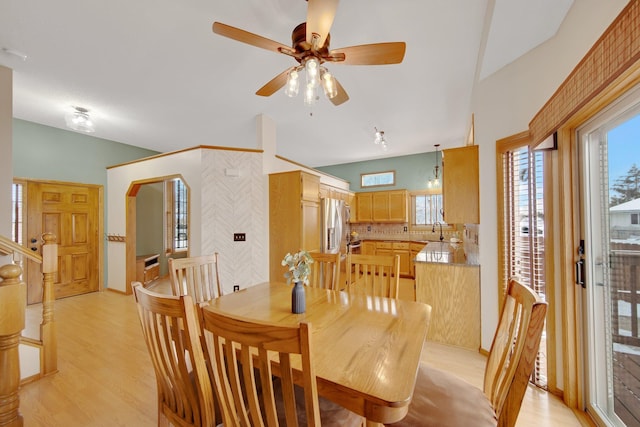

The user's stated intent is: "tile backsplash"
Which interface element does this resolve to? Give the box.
[349,222,480,263]
[349,222,464,242]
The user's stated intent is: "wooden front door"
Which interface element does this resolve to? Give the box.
[26,180,101,303]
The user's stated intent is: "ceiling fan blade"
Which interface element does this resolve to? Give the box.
[213,22,294,55]
[306,0,339,48]
[329,42,406,65]
[330,78,349,106]
[256,67,295,97]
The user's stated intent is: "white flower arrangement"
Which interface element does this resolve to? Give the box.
[281,250,314,285]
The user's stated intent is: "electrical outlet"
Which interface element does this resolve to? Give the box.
[233,233,246,242]
[233,284,240,292]
[367,226,371,231]
[403,226,408,232]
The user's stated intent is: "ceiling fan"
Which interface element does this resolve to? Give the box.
[212,0,406,106]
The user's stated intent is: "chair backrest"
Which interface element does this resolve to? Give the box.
[132,282,216,427]
[307,251,341,290]
[199,306,322,427]
[346,253,400,298]
[168,253,223,304]
[484,279,547,427]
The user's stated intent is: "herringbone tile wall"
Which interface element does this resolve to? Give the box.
[201,149,268,293]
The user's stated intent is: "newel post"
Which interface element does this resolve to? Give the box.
[0,263,26,427]
[40,233,58,376]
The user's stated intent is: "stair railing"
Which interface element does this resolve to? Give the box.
[0,233,58,426]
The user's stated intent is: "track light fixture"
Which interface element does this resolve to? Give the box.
[374,127,388,150]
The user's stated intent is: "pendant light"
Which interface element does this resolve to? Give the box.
[428,144,441,188]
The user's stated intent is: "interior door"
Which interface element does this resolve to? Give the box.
[26,180,100,303]
[578,88,640,427]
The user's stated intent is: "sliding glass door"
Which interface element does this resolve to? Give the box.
[578,86,640,427]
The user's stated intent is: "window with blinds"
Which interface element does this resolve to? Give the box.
[498,139,548,388]
[410,190,444,228]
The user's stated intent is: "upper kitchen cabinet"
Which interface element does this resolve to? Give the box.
[442,145,479,224]
[354,190,407,223]
[388,190,408,222]
[269,171,320,281]
[319,183,352,203]
[355,192,373,222]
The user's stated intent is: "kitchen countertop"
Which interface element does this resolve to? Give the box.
[414,241,479,266]
[358,238,432,244]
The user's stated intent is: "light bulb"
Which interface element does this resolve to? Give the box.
[304,83,318,106]
[284,69,299,98]
[374,130,383,144]
[321,69,337,99]
[305,58,320,88]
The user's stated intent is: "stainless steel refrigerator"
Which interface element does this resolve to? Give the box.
[320,198,349,254]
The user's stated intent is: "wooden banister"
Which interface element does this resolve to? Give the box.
[0,235,42,264]
[0,232,58,427]
[0,263,26,427]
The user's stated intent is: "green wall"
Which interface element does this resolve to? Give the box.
[136,182,167,276]
[13,119,157,183]
[12,118,160,285]
[316,151,438,192]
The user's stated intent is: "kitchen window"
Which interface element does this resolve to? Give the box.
[410,190,444,229]
[361,170,395,188]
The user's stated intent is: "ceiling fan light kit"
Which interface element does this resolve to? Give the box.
[212,0,406,106]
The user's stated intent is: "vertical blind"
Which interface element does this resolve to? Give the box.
[499,144,548,388]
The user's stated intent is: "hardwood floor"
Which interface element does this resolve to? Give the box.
[19,286,582,426]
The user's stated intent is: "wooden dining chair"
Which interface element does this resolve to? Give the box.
[132,282,218,427]
[307,251,341,290]
[198,306,363,427]
[346,253,400,298]
[389,278,547,427]
[168,253,223,305]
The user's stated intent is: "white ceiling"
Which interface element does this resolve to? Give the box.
[0,0,573,167]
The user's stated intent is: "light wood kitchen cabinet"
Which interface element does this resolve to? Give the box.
[388,190,408,222]
[356,190,407,222]
[442,145,479,224]
[410,242,427,277]
[392,242,411,276]
[375,241,392,257]
[415,262,480,350]
[362,241,412,277]
[319,184,352,203]
[372,192,388,221]
[269,170,320,281]
[355,192,373,222]
[361,241,376,255]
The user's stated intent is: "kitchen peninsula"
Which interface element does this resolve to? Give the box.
[414,241,480,350]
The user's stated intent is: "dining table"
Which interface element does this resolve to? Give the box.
[203,281,431,426]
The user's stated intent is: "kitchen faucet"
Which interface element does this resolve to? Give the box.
[432,221,444,242]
